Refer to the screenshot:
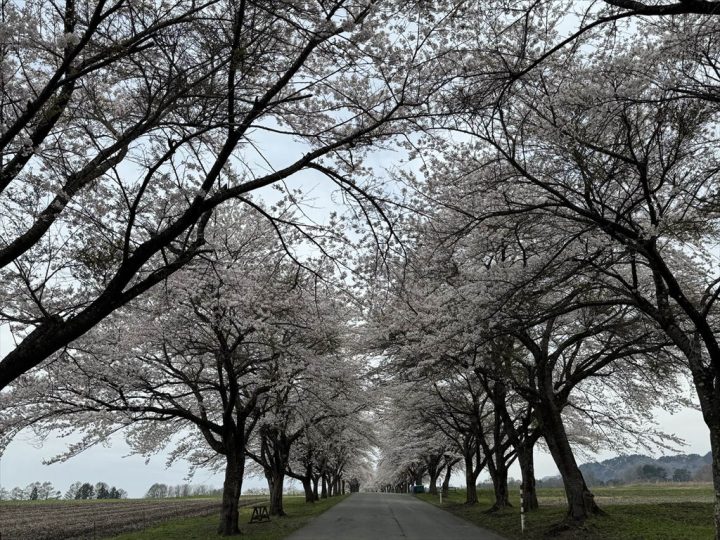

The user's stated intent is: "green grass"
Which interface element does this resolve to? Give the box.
[534,483,714,504]
[103,495,349,540]
[418,484,715,539]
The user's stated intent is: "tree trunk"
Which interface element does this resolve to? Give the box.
[464,453,478,505]
[487,457,511,512]
[693,374,720,540]
[267,469,286,516]
[429,468,439,495]
[218,450,244,536]
[518,444,539,511]
[321,475,328,499]
[707,419,720,540]
[302,477,314,503]
[342,479,346,495]
[486,380,511,511]
[540,401,600,521]
[442,463,453,496]
[312,476,319,501]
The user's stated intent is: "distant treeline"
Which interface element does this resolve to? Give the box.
[143,483,307,498]
[0,481,127,500]
[144,483,223,498]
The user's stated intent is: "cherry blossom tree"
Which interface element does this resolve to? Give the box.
[0,0,462,391]
[0,203,355,535]
[371,368,493,504]
[434,35,720,527]
[363,167,694,521]
[286,415,373,502]
[372,390,458,496]
[247,350,368,515]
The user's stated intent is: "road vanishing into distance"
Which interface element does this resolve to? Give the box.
[286,492,507,540]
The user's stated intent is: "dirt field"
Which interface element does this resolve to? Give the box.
[0,497,261,540]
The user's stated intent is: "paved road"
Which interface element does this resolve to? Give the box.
[286,493,507,540]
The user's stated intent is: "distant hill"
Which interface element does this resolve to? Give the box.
[578,452,712,485]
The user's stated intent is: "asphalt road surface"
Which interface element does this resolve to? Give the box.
[286,493,507,540]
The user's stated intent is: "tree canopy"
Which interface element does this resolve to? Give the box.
[4,0,720,537]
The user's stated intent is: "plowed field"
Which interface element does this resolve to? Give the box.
[0,497,262,539]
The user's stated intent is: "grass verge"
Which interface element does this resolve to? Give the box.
[417,485,714,539]
[103,495,349,540]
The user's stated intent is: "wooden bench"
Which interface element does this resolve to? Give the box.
[249,504,271,523]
